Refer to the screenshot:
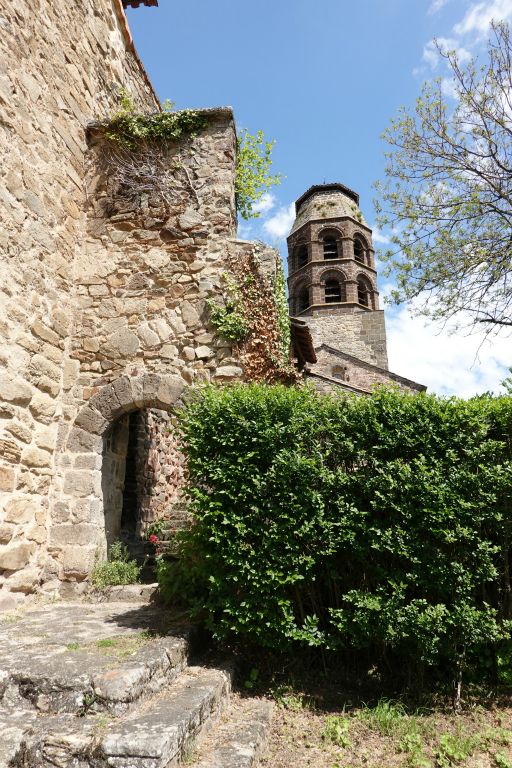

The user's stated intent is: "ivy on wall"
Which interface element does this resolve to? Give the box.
[209,245,294,383]
[206,275,249,344]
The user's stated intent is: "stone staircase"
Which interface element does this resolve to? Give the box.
[0,600,273,768]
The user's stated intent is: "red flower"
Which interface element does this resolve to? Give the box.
[149,534,160,544]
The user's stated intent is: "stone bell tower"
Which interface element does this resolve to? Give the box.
[287,183,389,370]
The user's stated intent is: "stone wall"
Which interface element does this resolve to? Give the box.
[306,312,389,369]
[0,0,160,607]
[310,346,426,393]
[133,409,187,533]
[0,0,260,606]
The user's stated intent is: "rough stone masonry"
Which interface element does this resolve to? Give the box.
[0,0,282,608]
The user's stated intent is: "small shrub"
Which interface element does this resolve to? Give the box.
[91,541,141,587]
[495,752,512,768]
[434,731,480,766]
[272,684,314,711]
[322,715,351,748]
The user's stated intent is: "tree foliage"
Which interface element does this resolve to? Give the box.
[235,129,282,220]
[376,23,512,332]
[159,384,512,687]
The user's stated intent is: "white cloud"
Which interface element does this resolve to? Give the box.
[429,0,449,14]
[237,221,254,240]
[422,38,471,70]
[441,76,459,99]
[372,226,391,245]
[252,192,276,216]
[385,305,511,397]
[263,202,295,241]
[454,0,512,38]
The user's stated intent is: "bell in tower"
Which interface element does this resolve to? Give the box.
[287,184,425,394]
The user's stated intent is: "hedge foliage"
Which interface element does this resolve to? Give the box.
[159,384,512,681]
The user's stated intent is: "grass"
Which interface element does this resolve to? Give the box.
[64,631,156,658]
[261,686,512,768]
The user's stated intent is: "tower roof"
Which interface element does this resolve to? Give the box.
[289,183,367,237]
[295,183,359,213]
[122,0,158,8]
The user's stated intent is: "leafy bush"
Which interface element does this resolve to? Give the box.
[159,384,512,683]
[92,541,141,587]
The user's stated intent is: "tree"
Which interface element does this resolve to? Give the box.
[235,129,282,220]
[375,23,512,332]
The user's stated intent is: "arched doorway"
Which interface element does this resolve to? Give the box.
[53,374,187,583]
[102,407,186,557]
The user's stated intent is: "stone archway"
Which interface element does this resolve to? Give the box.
[50,374,186,585]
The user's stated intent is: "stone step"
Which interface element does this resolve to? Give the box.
[97,665,231,767]
[1,633,188,716]
[11,667,231,767]
[0,709,38,768]
[192,698,274,768]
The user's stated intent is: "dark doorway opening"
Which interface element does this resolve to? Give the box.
[101,408,188,580]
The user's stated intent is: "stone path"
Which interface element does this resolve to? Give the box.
[0,599,272,767]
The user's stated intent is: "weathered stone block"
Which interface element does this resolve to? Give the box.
[0,524,14,544]
[103,328,140,358]
[67,426,103,453]
[0,440,21,464]
[195,345,212,359]
[21,445,52,468]
[138,322,160,347]
[111,376,136,410]
[29,391,56,423]
[5,566,40,593]
[63,470,101,498]
[31,319,61,346]
[181,301,200,330]
[4,498,38,525]
[74,406,108,436]
[214,366,243,379]
[156,376,185,408]
[179,208,203,230]
[49,523,98,547]
[61,545,97,579]
[0,542,33,571]
[0,373,32,405]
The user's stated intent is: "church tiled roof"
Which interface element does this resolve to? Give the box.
[122,0,158,8]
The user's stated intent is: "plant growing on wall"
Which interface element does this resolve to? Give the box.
[206,275,250,344]
[98,91,282,220]
[94,90,206,212]
[235,129,282,220]
[103,90,207,149]
[208,246,294,381]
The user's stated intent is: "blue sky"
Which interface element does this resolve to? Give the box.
[126,0,512,397]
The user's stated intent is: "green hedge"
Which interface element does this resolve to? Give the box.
[159,384,512,680]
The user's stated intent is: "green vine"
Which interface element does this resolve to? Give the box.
[103,89,207,149]
[272,262,291,362]
[206,275,249,343]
